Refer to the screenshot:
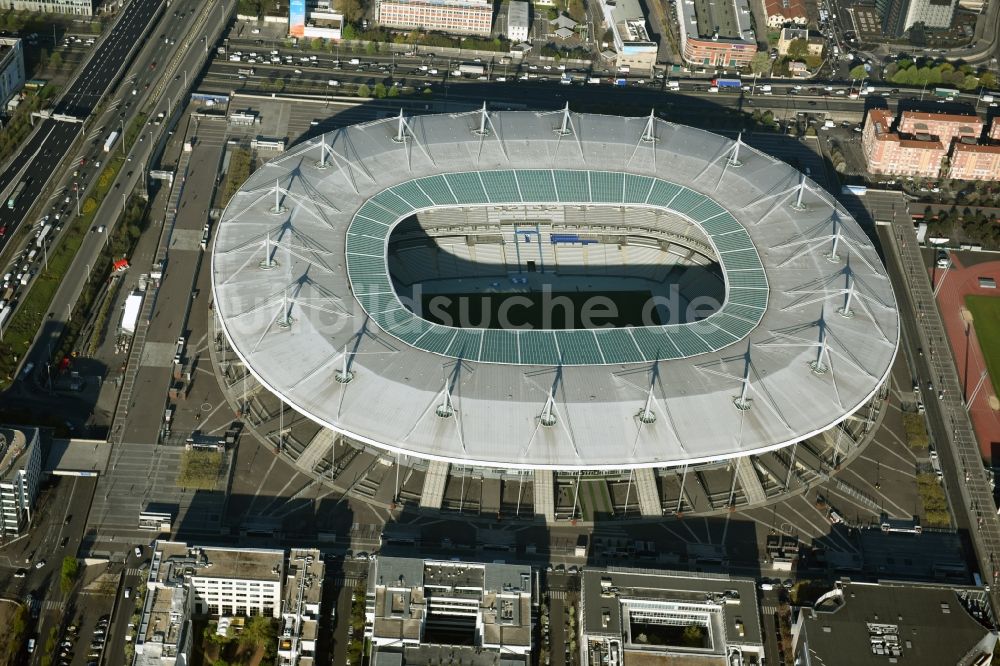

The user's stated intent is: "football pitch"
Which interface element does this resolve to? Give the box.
[966,294,1000,397]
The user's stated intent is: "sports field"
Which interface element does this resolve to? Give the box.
[965,295,1000,397]
[420,290,661,329]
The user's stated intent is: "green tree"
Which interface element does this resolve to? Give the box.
[682,624,705,647]
[373,82,387,98]
[962,74,980,90]
[364,41,377,55]
[387,85,399,97]
[311,38,323,50]
[82,197,97,214]
[849,64,867,80]
[787,38,808,60]
[749,51,771,76]
[60,556,79,594]
[356,83,371,97]
[49,51,62,70]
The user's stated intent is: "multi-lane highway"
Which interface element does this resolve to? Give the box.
[0,0,164,251]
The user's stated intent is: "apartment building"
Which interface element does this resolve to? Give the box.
[862,108,947,178]
[897,110,983,146]
[0,427,41,541]
[862,108,1000,180]
[764,0,808,28]
[777,27,823,56]
[949,143,1000,180]
[366,556,533,662]
[375,0,494,37]
[676,0,757,67]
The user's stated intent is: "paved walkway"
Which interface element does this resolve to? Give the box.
[933,253,1000,461]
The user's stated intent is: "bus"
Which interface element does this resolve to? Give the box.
[7,180,26,209]
[934,87,958,99]
[24,78,47,90]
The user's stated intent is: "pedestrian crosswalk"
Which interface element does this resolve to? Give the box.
[762,604,778,616]
[126,567,145,578]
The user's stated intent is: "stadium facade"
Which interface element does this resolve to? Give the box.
[210,108,898,521]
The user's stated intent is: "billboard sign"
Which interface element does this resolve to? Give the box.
[290,0,306,37]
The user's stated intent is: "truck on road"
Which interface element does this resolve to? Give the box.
[36,224,51,248]
[458,63,485,77]
[103,130,119,153]
[934,87,958,99]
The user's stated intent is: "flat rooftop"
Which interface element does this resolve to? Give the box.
[154,541,283,581]
[691,0,753,40]
[0,427,34,484]
[582,567,762,650]
[797,583,995,665]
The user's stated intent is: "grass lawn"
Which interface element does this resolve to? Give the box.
[965,295,1000,398]
[177,450,223,490]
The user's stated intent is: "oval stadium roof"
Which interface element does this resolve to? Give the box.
[211,108,899,471]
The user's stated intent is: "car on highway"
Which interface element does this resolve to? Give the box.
[34,560,46,569]
[124,587,131,599]
[135,546,142,558]
[13,568,26,578]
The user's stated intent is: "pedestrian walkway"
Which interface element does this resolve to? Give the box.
[878,192,1000,596]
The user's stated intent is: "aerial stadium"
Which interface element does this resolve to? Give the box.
[209,107,899,521]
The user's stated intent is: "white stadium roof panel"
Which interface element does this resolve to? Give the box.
[211,110,899,471]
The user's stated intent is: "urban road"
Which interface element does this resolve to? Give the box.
[14,0,234,397]
[0,0,164,253]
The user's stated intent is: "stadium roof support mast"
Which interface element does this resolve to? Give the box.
[468,102,509,161]
[389,109,435,171]
[539,103,586,161]
[627,109,658,169]
[840,277,856,318]
[260,230,277,270]
[315,134,330,169]
[335,345,353,384]
[270,179,286,215]
[792,172,808,211]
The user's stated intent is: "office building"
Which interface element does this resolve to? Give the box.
[136,542,293,666]
[0,39,25,108]
[791,581,996,665]
[599,0,659,73]
[375,0,494,37]
[0,427,41,541]
[676,0,757,67]
[876,0,958,37]
[764,0,807,28]
[366,556,533,661]
[580,568,764,664]
[279,549,324,666]
[506,1,530,42]
[9,0,92,14]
